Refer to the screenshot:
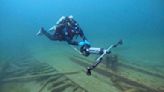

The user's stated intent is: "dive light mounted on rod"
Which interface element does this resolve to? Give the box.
[79,40,123,75]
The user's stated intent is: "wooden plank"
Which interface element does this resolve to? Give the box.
[70,57,161,92]
[1,71,81,83]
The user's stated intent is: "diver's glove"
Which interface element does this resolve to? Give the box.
[78,40,90,46]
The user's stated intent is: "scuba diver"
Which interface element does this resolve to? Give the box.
[36,15,123,75]
[36,15,90,46]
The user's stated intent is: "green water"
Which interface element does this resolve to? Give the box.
[0,0,164,92]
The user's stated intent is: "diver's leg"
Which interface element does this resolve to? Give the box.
[41,27,57,40]
[67,40,79,45]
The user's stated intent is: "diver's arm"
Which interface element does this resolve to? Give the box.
[68,17,87,40]
[67,40,79,46]
[74,22,87,41]
[67,38,89,46]
[79,28,87,40]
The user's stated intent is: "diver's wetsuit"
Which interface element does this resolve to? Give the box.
[41,17,87,45]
